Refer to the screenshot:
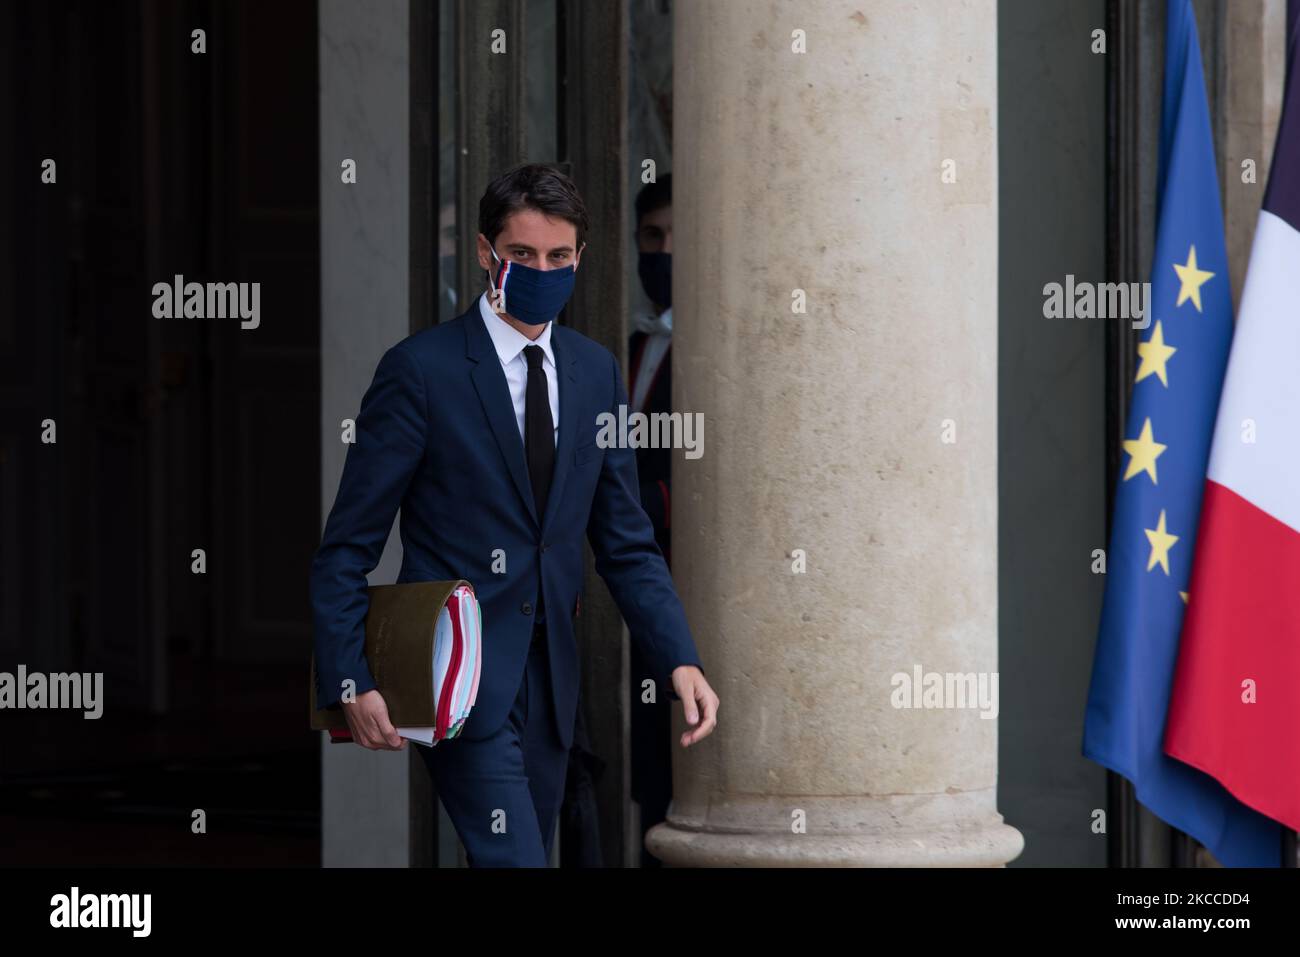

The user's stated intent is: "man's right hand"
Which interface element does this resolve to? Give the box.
[341,689,408,750]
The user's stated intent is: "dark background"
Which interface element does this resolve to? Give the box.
[2,0,320,865]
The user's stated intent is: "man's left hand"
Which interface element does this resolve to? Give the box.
[671,665,719,747]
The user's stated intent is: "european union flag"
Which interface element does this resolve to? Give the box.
[1082,0,1284,866]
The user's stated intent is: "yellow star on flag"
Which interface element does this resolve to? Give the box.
[1122,417,1167,484]
[1173,245,1214,312]
[1135,321,1177,387]
[1145,510,1179,575]
[1179,591,1189,604]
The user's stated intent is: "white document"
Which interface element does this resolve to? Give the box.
[396,604,453,745]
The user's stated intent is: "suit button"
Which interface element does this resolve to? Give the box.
[521,601,533,615]
[540,542,549,553]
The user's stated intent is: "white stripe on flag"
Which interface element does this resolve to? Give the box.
[1205,209,1300,533]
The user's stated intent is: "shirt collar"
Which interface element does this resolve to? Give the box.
[478,291,555,369]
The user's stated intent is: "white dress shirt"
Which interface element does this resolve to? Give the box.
[478,291,559,447]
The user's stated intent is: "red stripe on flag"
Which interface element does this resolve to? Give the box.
[1164,479,1300,831]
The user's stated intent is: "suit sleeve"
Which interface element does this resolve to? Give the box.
[310,345,427,709]
[637,475,669,535]
[586,349,704,702]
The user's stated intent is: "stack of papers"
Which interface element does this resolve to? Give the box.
[397,584,482,746]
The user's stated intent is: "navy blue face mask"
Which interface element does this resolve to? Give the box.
[487,244,578,326]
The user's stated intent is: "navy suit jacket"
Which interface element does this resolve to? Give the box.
[310,301,703,750]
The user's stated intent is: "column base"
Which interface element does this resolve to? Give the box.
[645,790,1025,867]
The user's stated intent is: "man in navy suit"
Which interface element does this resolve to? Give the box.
[310,163,719,867]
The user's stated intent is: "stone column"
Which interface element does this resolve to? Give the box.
[649,0,1022,866]
[1220,0,1287,312]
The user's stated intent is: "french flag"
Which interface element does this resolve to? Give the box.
[1163,3,1300,834]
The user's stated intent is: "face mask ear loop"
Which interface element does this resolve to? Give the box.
[485,243,505,312]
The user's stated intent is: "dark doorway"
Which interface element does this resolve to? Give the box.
[0,0,321,866]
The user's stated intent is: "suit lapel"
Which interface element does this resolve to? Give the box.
[465,303,541,526]
[464,302,581,533]
[541,326,581,535]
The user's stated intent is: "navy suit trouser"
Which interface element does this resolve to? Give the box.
[417,623,569,867]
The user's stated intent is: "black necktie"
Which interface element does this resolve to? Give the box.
[523,344,554,521]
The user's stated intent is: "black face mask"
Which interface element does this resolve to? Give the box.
[638,251,671,309]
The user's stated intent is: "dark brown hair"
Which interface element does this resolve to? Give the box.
[478,163,590,248]
[635,173,672,228]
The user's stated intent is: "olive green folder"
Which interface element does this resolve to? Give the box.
[309,579,471,731]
